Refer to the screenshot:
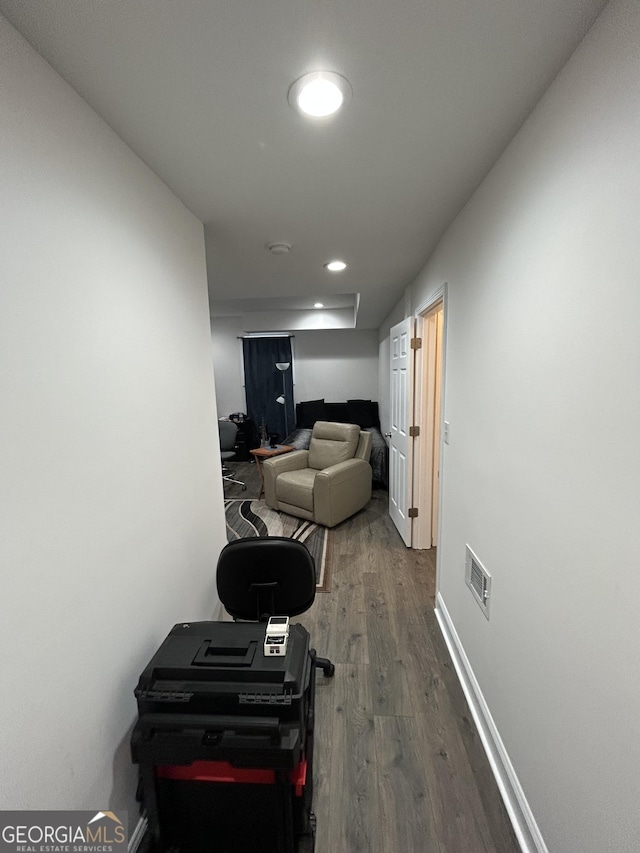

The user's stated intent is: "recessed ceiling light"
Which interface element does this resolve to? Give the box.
[324,260,347,272]
[288,71,352,118]
[314,302,324,308]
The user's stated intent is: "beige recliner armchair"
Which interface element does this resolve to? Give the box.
[262,421,372,528]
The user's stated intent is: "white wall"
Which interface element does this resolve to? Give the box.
[0,15,227,818]
[382,2,640,850]
[211,321,380,418]
[292,329,379,402]
[211,315,246,416]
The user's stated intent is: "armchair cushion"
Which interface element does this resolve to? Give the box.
[308,421,360,470]
[276,468,317,512]
[262,449,308,507]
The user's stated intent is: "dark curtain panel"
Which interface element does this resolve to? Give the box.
[242,337,294,443]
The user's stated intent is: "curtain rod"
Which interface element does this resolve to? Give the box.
[237,334,295,339]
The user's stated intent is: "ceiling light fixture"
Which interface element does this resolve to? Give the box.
[324,260,347,272]
[268,242,291,255]
[314,302,324,308]
[288,71,352,118]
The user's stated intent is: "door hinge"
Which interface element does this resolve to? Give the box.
[410,337,422,350]
[408,507,419,518]
[409,425,420,437]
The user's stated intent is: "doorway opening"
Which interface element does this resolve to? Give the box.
[413,296,444,550]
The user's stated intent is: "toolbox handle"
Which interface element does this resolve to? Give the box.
[136,713,281,736]
[192,639,257,667]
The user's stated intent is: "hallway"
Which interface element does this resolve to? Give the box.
[225,467,519,852]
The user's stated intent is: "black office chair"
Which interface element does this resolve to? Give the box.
[218,419,246,489]
[216,536,335,678]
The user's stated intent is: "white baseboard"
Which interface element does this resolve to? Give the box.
[128,815,147,853]
[435,592,548,853]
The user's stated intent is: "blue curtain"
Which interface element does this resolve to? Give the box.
[242,337,294,443]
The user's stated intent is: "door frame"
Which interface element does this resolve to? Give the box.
[412,284,448,552]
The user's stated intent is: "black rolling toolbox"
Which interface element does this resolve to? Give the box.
[131,621,316,853]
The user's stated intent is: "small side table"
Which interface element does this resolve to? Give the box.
[250,445,295,499]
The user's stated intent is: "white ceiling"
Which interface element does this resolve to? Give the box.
[0,0,607,330]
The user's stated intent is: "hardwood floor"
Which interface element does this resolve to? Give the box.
[223,463,520,853]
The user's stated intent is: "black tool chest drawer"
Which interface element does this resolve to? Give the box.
[131,621,316,853]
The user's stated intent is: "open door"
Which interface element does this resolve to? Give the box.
[389,317,415,545]
[431,305,443,545]
[413,300,444,549]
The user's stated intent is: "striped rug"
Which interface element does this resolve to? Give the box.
[224,499,333,593]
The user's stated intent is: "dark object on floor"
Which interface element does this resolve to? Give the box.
[131,537,333,853]
[229,416,260,461]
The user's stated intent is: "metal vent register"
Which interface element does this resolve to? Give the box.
[465,545,492,619]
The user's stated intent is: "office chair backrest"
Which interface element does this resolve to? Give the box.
[216,537,316,621]
[219,420,238,454]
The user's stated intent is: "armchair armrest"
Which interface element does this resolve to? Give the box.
[314,458,372,527]
[315,457,371,486]
[262,450,309,508]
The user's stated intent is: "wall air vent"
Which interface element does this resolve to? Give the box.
[465,545,491,620]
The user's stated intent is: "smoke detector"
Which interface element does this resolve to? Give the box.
[268,242,291,255]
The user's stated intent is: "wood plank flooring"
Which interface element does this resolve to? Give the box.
[224,463,520,853]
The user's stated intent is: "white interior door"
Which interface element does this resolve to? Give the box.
[389,317,414,545]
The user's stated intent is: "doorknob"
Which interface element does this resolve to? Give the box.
[384,432,392,438]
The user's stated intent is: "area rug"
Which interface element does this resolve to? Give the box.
[224,499,332,592]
